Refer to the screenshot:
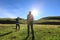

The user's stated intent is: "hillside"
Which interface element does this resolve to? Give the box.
[0,16,60,24]
[0,18,27,24]
[34,16,60,25]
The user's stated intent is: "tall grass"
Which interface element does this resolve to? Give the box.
[0,24,60,40]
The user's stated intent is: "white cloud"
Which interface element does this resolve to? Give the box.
[0,7,17,18]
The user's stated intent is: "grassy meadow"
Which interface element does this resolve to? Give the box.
[0,24,60,40]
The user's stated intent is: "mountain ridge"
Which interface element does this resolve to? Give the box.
[0,16,60,24]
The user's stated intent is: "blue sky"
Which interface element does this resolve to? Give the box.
[0,0,60,20]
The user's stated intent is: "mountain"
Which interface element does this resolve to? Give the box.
[0,16,60,24]
[34,16,60,25]
[0,18,27,24]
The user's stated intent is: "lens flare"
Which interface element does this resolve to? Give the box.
[31,9,39,17]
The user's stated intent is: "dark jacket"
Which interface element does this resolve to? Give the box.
[16,18,20,24]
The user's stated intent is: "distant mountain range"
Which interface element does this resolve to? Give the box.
[0,16,60,25]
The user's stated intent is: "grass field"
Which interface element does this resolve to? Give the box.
[0,24,60,40]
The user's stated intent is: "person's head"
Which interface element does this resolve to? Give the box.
[17,17,19,19]
[29,11,31,15]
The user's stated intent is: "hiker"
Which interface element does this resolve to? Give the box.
[26,11,35,40]
[16,17,20,31]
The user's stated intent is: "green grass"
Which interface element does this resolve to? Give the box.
[0,24,60,40]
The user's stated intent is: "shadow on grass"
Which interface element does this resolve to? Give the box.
[24,24,35,40]
[0,31,12,37]
[24,34,35,40]
[11,36,16,40]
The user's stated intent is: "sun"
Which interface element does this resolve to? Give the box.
[31,9,38,17]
